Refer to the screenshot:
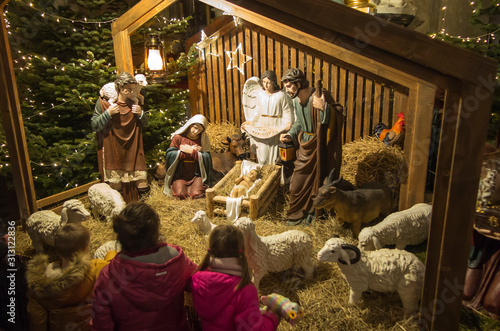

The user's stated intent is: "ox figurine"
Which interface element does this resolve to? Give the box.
[212,133,248,181]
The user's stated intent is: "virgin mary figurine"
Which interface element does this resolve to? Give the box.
[163,114,213,199]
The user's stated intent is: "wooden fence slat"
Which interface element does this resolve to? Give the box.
[260,33,267,74]
[346,71,355,142]
[290,47,297,68]
[382,87,391,125]
[314,57,322,85]
[205,42,215,122]
[322,61,330,92]
[355,74,364,139]
[267,36,274,72]
[282,44,289,73]
[236,27,245,125]
[364,79,373,135]
[212,42,221,123]
[252,30,260,76]
[338,67,347,143]
[228,33,243,125]
[298,50,305,78]
[373,82,382,125]
[331,64,338,102]
[275,40,282,82]
[306,52,313,83]
[218,35,228,123]
[244,27,253,79]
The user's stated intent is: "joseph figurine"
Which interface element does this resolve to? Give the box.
[280,68,344,225]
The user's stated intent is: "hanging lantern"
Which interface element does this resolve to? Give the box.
[144,34,166,83]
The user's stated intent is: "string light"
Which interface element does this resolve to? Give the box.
[430,28,500,43]
[13,0,118,24]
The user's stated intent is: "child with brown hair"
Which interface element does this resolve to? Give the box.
[26,223,112,331]
[91,202,198,331]
[191,224,280,330]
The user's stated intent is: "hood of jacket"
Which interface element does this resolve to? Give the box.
[26,252,90,298]
[105,243,191,311]
[191,270,242,320]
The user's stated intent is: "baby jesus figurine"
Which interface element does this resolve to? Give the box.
[231,169,261,198]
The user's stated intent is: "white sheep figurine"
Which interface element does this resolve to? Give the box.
[99,74,148,105]
[191,210,216,237]
[358,203,432,251]
[94,240,122,260]
[235,217,314,289]
[317,236,424,314]
[88,183,126,222]
[26,199,91,254]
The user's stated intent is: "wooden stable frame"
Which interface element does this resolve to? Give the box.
[2,0,497,330]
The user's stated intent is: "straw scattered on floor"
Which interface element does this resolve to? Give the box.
[15,135,420,331]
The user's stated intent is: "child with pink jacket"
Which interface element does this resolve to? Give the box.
[191,224,280,330]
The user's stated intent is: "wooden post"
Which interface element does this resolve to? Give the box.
[0,1,37,220]
[420,81,493,330]
[399,83,435,210]
[249,194,259,220]
[206,188,216,219]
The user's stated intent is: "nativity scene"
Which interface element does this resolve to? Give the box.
[2,0,499,330]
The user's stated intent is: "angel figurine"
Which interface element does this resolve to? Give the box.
[241,70,294,165]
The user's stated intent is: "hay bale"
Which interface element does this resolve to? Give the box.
[340,136,406,198]
[205,121,241,152]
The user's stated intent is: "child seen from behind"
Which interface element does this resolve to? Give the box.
[191,224,280,330]
[91,202,197,331]
[26,223,112,331]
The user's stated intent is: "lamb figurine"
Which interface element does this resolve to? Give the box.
[94,240,122,260]
[191,210,216,237]
[99,74,148,105]
[88,183,126,223]
[26,199,91,254]
[235,217,314,289]
[317,236,424,314]
[358,203,432,251]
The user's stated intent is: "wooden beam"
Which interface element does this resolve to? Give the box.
[254,0,498,87]
[36,180,99,209]
[421,80,493,330]
[0,6,37,220]
[1,0,9,9]
[112,30,134,73]
[111,0,173,36]
[126,0,177,35]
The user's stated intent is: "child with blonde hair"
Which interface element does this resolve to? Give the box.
[26,223,112,331]
[191,224,279,330]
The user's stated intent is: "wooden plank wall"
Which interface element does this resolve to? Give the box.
[195,22,404,144]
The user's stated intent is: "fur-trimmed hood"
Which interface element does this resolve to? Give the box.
[26,252,91,299]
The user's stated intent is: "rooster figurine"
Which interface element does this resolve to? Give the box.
[373,112,405,146]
